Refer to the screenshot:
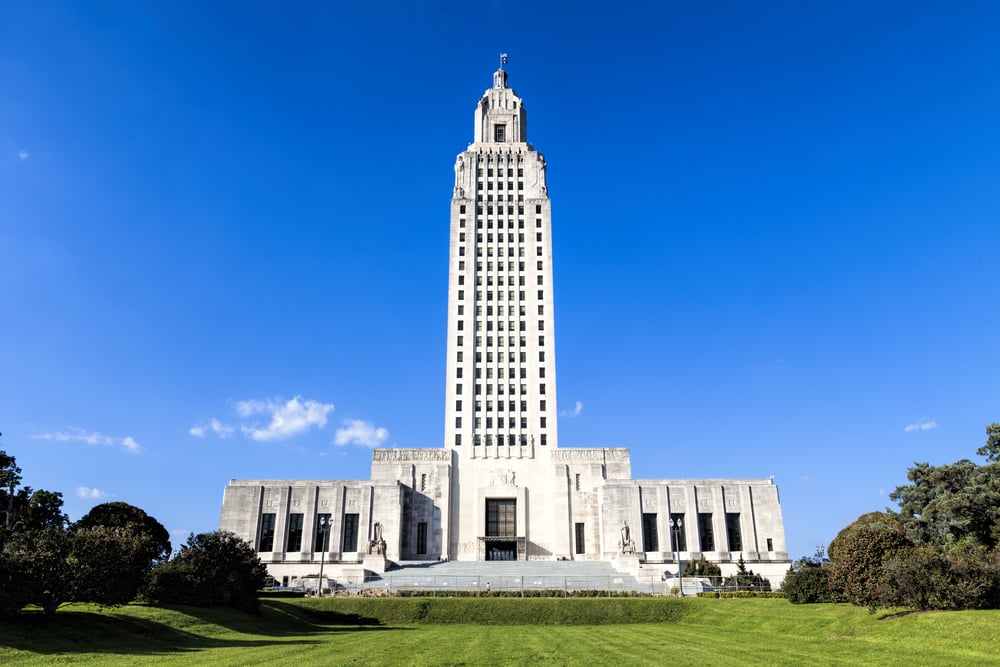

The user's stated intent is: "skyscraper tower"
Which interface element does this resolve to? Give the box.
[445,65,557,457]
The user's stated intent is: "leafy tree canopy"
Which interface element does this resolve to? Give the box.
[75,501,171,562]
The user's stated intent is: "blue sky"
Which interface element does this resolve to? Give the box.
[2,1,998,560]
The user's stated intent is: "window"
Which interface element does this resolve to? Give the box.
[535,205,541,213]
[460,205,467,213]
[642,513,659,552]
[670,513,687,552]
[455,400,462,410]
[575,473,581,491]
[539,383,546,394]
[455,433,462,446]
[575,523,586,554]
[286,514,304,552]
[539,400,546,410]
[520,417,527,428]
[494,124,506,142]
[342,513,359,552]
[726,513,743,551]
[698,513,715,552]
[766,538,774,552]
[540,434,547,446]
[455,416,462,428]
[539,368,545,378]
[314,513,331,552]
[417,522,428,554]
[456,383,462,394]
[420,473,427,492]
[457,351,463,362]
[539,336,545,346]
[540,417,547,428]
[486,499,516,536]
[258,513,276,552]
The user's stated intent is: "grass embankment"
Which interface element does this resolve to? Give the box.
[1,598,998,666]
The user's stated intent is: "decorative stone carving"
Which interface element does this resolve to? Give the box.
[372,449,451,463]
[618,520,636,555]
[368,521,386,556]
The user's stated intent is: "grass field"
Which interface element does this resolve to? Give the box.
[1,598,998,666]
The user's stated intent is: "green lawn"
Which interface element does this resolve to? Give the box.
[1,598,998,665]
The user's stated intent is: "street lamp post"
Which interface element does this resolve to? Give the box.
[316,516,330,597]
[671,517,684,597]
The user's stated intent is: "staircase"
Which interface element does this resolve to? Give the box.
[359,559,652,594]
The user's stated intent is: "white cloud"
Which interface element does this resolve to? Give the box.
[76,486,108,500]
[17,149,29,160]
[559,401,583,418]
[334,419,389,448]
[189,418,235,439]
[32,427,142,453]
[236,396,334,441]
[904,418,938,432]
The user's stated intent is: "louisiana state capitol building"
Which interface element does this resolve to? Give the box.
[219,65,791,586]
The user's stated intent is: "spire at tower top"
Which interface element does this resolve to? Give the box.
[493,52,509,88]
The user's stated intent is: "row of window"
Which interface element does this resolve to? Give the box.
[456,320,546,333]
[456,306,545,318]
[457,216,545,230]
[455,433,548,446]
[456,351,546,363]
[476,168,523,177]
[456,367,546,379]
[458,232,543,244]
[476,180,525,191]
[456,416,548,429]
[457,204,543,216]
[457,246,545,259]
[456,289,546,301]
[454,383,547,395]
[633,512,746,553]
[454,399,547,412]
[457,275,542,287]
[258,512,343,553]
[455,334,547,347]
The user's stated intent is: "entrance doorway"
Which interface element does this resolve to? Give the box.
[486,540,517,561]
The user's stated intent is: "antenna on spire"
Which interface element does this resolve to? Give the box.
[499,52,508,70]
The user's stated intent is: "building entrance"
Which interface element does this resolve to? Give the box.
[485,540,517,561]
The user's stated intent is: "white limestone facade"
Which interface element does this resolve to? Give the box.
[219,66,792,587]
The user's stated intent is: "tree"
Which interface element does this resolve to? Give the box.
[977,423,1000,463]
[4,526,74,615]
[144,531,267,612]
[682,557,721,578]
[782,549,832,604]
[827,512,911,610]
[723,555,771,591]
[890,459,1000,550]
[74,502,171,562]
[70,502,172,606]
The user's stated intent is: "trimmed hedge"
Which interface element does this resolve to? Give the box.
[394,589,647,598]
[291,597,688,625]
[696,591,785,599]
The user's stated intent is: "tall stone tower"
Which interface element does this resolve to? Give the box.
[444,65,563,559]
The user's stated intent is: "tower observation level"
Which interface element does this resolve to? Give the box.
[445,66,557,457]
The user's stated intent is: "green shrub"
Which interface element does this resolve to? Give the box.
[782,563,832,604]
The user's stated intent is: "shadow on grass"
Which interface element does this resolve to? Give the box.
[0,602,405,657]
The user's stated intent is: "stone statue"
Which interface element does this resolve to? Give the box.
[618,520,636,555]
[369,521,386,556]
